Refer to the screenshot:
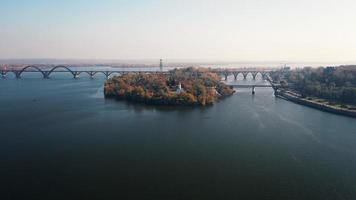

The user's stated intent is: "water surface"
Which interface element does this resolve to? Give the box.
[1,72,356,200]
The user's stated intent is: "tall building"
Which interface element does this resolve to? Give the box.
[159,59,163,71]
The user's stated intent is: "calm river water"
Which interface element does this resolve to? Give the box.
[1,70,356,200]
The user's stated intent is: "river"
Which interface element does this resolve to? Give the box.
[1,69,356,200]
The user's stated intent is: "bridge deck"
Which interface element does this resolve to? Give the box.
[226,84,274,88]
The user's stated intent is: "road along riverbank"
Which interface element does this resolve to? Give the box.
[275,90,356,118]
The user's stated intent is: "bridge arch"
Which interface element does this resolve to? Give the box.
[0,70,14,78]
[233,71,266,80]
[18,65,47,78]
[247,72,254,79]
[253,72,264,80]
[107,72,122,77]
[220,71,231,81]
[237,72,249,79]
[82,71,97,78]
[96,71,122,79]
[47,66,75,78]
[261,72,270,80]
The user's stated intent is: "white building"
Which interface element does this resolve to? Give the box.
[176,82,183,94]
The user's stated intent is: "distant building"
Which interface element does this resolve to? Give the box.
[176,82,183,94]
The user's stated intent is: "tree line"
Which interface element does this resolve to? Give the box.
[272,66,356,104]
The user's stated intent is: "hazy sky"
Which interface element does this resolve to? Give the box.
[1,0,356,62]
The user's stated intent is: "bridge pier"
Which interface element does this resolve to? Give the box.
[15,72,21,79]
[43,72,50,79]
[1,71,6,78]
[243,73,248,80]
[73,72,80,79]
[252,72,257,80]
[233,72,238,80]
[89,71,95,79]
[104,71,110,79]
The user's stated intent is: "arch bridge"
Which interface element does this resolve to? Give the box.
[0,65,165,79]
[225,77,282,95]
[213,68,274,81]
[213,68,281,94]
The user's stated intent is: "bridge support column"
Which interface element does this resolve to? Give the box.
[233,73,238,80]
[15,72,21,79]
[1,71,6,78]
[89,72,95,79]
[243,73,248,80]
[73,72,80,79]
[252,73,257,80]
[43,72,50,79]
[104,72,110,79]
[262,73,269,80]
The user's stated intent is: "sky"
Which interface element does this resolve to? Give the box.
[1,0,356,62]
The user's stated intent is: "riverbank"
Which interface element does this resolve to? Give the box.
[275,90,356,118]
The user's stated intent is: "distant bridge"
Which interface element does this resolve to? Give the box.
[0,66,276,80]
[225,82,282,94]
[0,65,165,79]
[213,68,281,94]
[212,68,274,81]
[226,84,274,88]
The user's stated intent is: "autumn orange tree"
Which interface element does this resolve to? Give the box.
[104,67,234,106]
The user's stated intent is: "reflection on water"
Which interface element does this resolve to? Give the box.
[1,71,356,200]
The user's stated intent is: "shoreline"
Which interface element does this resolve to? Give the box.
[275,90,356,118]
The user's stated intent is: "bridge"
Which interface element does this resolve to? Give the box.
[225,81,281,95]
[0,66,276,80]
[212,68,280,94]
[212,68,274,81]
[0,65,165,79]
[226,84,274,88]
[0,66,275,80]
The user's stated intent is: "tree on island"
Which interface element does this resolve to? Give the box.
[104,67,235,106]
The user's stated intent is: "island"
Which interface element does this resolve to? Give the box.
[271,65,356,117]
[104,67,235,106]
